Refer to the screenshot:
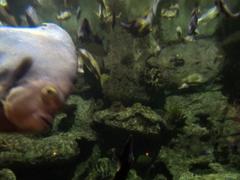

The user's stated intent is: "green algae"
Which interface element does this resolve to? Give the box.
[0,169,16,180]
[93,103,166,136]
[1,0,240,179]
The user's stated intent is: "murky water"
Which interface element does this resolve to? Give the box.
[0,0,240,179]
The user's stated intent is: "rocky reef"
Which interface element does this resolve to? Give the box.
[1,0,240,179]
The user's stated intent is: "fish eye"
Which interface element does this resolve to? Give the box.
[41,86,57,99]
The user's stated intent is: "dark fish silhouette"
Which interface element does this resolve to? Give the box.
[113,135,134,180]
[188,8,199,36]
[215,0,240,18]
[112,10,116,29]
[77,18,92,42]
[120,0,161,37]
[76,6,81,21]
[0,1,40,26]
[0,6,17,26]
[0,57,32,99]
[25,5,39,26]
[77,18,107,56]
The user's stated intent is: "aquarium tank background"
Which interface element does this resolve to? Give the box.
[0,0,240,179]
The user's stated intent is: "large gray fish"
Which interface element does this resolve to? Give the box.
[0,23,77,133]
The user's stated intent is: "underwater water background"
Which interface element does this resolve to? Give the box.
[1,0,240,179]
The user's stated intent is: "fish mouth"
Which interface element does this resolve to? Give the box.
[39,114,53,128]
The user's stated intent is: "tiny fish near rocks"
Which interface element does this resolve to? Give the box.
[0,23,77,133]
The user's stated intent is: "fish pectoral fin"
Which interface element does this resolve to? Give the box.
[0,100,4,109]
[11,57,33,83]
[0,68,9,80]
[0,57,33,99]
[0,69,10,98]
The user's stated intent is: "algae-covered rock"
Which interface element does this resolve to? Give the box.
[0,95,96,173]
[179,172,240,180]
[179,73,204,89]
[0,133,80,167]
[165,91,228,134]
[72,145,117,180]
[52,94,97,139]
[1,0,240,179]
[154,90,232,179]
[93,103,166,137]
[0,168,16,180]
[157,147,215,180]
[153,174,168,180]
[144,39,223,93]
[65,95,97,136]
[127,169,142,180]
[101,26,156,104]
[85,157,116,180]
[72,145,101,180]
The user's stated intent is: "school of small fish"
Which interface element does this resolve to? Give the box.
[0,0,239,133]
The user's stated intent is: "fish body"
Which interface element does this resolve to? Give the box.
[188,8,199,36]
[114,135,134,180]
[77,18,107,56]
[198,0,240,25]
[120,18,151,37]
[120,0,161,37]
[215,0,240,18]
[25,5,39,26]
[198,6,219,25]
[0,0,40,26]
[77,18,92,42]
[76,6,81,20]
[0,6,17,26]
[0,23,77,133]
[78,48,101,82]
[56,11,72,21]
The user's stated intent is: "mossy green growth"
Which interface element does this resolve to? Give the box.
[0,133,81,166]
[157,90,231,179]
[136,154,152,167]
[179,73,204,89]
[127,169,142,180]
[72,145,117,180]
[153,174,168,180]
[164,99,186,129]
[179,172,240,180]
[182,73,203,83]
[0,96,97,167]
[87,157,116,179]
[72,145,102,180]
[157,147,215,180]
[93,103,166,136]
[143,66,172,90]
[0,169,16,180]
